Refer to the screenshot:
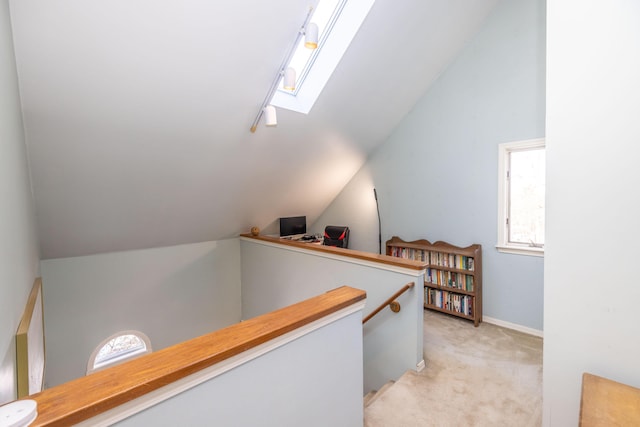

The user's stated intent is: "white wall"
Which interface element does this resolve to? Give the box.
[0,0,41,404]
[543,1,640,425]
[313,0,546,331]
[40,239,241,387]
[110,310,364,427]
[241,238,424,393]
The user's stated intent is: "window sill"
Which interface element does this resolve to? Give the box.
[496,244,544,257]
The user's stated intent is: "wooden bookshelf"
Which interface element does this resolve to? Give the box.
[386,236,482,326]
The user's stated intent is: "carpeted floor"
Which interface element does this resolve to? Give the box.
[364,310,543,427]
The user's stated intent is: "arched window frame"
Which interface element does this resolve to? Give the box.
[87,330,152,375]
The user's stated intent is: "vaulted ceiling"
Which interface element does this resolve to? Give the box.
[9,0,499,259]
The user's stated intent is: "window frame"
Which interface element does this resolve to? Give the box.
[496,138,545,257]
[86,330,152,374]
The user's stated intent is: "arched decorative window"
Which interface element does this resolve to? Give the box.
[87,330,152,374]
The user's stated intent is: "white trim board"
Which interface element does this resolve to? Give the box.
[483,316,543,338]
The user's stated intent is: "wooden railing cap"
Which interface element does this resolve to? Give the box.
[22,286,366,426]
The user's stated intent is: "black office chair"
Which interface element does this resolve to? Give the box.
[323,226,350,248]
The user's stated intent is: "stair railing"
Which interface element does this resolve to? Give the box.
[21,286,366,426]
[362,281,415,324]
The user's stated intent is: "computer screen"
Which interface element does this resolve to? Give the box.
[279,216,306,237]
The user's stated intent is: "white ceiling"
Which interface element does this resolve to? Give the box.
[9,0,499,259]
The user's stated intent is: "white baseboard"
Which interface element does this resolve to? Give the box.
[482,316,543,338]
[416,359,425,372]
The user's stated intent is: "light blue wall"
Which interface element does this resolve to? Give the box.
[41,239,242,387]
[0,0,41,404]
[115,310,364,427]
[241,238,424,393]
[313,0,545,331]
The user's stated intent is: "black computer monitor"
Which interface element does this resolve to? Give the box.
[279,216,306,237]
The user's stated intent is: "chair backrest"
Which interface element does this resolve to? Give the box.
[323,226,350,248]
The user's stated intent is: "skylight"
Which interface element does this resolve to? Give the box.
[271,0,376,114]
[277,0,343,97]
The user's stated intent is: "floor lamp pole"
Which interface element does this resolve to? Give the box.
[374,188,382,254]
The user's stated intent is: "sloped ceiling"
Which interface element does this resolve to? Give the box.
[9,0,499,259]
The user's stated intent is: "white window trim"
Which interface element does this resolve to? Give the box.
[496,138,545,257]
[87,330,152,375]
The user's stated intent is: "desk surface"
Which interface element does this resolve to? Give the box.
[280,234,323,244]
[580,373,640,426]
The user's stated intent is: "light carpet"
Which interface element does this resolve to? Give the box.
[364,310,543,427]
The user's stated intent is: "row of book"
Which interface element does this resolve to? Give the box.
[425,269,474,291]
[430,251,475,271]
[389,247,428,262]
[388,247,475,271]
[425,289,474,316]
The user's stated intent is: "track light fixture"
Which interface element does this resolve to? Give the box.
[264,105,277,127]
[304,22,319,49]
[283,67,296,91]
[250,7,318,133]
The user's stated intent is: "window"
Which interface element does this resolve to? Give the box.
[276,0,344,98]
[271,0,376,114]
[87,331,152,374]
[497,138,545,256]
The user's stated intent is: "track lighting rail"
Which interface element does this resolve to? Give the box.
[250,7,316,133]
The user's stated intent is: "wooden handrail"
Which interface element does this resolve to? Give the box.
[22,286,366,426]
[362,282,415,324]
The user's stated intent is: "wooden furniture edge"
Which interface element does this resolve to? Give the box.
[16,278,42,336]
[241,233,426,271]
[16,278,44,398]
[424,304,474,321]
[386,236,481,256]
[24,286,366,426]
[580,372,640,426]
